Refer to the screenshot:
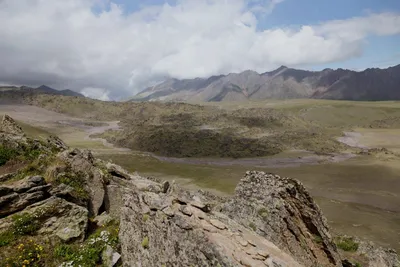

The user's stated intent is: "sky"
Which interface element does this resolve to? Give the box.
[0,0,399,100]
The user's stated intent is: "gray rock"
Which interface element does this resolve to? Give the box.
[14,175,45,193]
[47,135,68,151]
[0,197,88,242]
[120,178,302,267]
[102,245,121,267]
[104,183,124,218]
[0,176,50,217]
[106,162,132,180]
[94,212,113,227]
[33,197,88,241]
[221,171,342,267]
[0,185,13,197]
[0,114,25,136]
[59,149,105,216]
[340,236,400,267]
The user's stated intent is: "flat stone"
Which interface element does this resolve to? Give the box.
[162,206,175,217]
[235,235,249,247]
[209,219,227,230]
[180,205,193,216]
[200,220,217,233]
[257,250,269,258]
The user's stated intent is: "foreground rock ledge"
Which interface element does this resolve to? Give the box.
[0,115,399,267]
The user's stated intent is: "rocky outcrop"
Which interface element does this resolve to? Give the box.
[221,171,342,267]
[0,176,51,217]
[0,114,25,136]
[58,148,106,216]
[339,236,400,267]
[120,177,303,267]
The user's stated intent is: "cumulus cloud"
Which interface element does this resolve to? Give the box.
[0,0,399,99]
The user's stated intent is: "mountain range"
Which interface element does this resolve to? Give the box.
[132,64,400,102]
[0,85,84,98]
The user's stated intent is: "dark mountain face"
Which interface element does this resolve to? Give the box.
[0,85,84,103]
[132,64,400,102]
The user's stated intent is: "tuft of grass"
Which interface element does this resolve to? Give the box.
[141,236,149,249]
[0,230,15,247]
[257,207,268,218]
[12,213,41,235]
[55,171,90,200]
[335,237,359,252]
[142,214,149,222]
[249,222,257,231]
[313,235,323,244]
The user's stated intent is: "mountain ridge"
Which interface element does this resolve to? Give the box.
[132,64,400,102]
[0,84,84,98]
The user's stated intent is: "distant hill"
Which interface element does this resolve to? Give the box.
[131,64,400,102]
[0,85,84,100]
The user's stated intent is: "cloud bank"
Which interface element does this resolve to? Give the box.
[0,0,399,99]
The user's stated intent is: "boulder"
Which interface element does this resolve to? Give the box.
[0,196,88,242]
[221,171,342,267]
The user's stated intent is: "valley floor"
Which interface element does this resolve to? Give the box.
[1,103,399,252]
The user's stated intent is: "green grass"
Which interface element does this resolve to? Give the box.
[141,236,149,249]
[249,222,257,231]
[53,220,119,266]
[0,145,17,166]
[18,121,52,139]
[335,237,359,252]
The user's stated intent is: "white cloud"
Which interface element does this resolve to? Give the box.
[81,87,110,101]
[0,0,399,99]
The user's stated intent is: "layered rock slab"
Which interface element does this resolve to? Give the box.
[221,171,342,267]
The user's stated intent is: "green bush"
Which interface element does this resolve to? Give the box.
[0,145,16,166]
[336,237,359,252]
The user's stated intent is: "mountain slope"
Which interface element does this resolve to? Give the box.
[0,85,84,98]
[0,85,84,103]
[131,64,400,102]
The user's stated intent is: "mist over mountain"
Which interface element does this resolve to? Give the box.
[132,64,400,102]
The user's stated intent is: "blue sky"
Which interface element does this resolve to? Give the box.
[1,0,399,98]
